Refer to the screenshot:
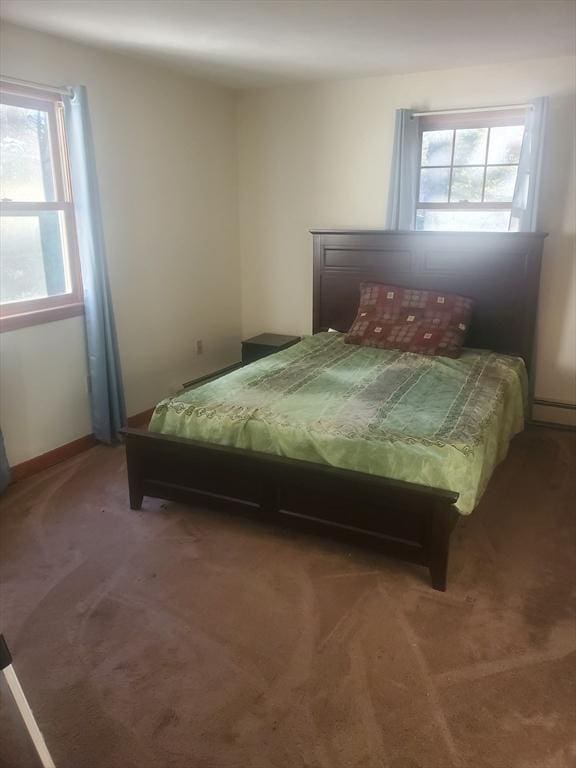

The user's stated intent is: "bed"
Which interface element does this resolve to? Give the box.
[124,229,546,590]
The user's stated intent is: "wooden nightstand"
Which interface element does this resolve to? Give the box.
[242,333,301,364]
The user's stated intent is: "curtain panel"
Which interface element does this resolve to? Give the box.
[64,86,126,443]
[385,109,421,230]
[0,429,10,494]
[511,97,549,232]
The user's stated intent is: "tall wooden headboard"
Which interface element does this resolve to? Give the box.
[312,230,546,376]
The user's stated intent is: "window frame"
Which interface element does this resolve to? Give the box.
[414,108,527,231]
[0,83,83,333]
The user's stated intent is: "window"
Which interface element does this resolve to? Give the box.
[415,109,526,232]
[0,83,82,332]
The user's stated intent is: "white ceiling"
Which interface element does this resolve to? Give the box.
[1,0,575,89]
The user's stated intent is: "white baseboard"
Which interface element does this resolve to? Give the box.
[532,399,576,429]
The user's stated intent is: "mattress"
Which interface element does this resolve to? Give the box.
[149,332,527,514]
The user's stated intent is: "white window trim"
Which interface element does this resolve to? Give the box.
[414,107,527,230]
[0,82,83,332]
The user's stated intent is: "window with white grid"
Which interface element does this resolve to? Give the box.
[415,108,527,232]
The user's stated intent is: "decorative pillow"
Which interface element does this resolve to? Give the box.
[345,282,474,358]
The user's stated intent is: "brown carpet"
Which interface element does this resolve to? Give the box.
[0,427,574,768]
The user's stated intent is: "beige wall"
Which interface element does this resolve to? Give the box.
[0,23,240,464]
[238,56,576,408]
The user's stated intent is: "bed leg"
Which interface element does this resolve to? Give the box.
[125,437,144,511]
[129,484,144,511]
[430,557,448,592]
[428,505,452,592]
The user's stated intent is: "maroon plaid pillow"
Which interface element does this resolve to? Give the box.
[345,283,474,358]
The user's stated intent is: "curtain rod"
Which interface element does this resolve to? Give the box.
[411,103,531,117]
[0,75,72,97]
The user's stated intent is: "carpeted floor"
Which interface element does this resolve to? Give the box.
[0,426,574,768]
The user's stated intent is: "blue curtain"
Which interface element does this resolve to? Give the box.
[385,109,421,230]
[64,86,126,443]
[511,97,549,232]
[0,429,10,494]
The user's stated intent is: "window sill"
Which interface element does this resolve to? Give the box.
[0,302,85,333]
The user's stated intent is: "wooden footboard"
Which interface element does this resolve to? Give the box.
[123,428,459,591]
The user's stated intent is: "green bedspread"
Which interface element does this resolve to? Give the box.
[149,333,527,514]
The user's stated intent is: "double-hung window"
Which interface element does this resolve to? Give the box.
[415,108,526,232]
[0,83,82,331]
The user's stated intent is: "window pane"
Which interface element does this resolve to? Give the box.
[484,165,517,202]
[453,128,488,165]
[419,167,450,202]
[450,167,484,202]
[0,103,56,202]
[0,213,70,303]
[487,125,525,164]
[421,130,453,166]
[415,209,511,232]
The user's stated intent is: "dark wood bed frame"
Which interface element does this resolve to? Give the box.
[124,230,546,590]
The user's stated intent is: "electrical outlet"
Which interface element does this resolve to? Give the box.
[195,339,203,355]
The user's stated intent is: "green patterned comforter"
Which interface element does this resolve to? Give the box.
[149,333,527,514]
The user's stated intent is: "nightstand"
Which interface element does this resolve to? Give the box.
[242,333,301,364]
